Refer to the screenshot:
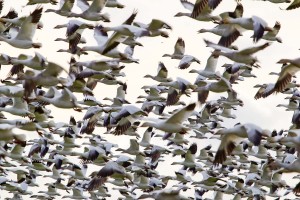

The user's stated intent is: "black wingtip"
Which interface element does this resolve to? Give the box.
[186,102,196,111]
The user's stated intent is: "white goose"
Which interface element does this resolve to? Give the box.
[27,0,58,5]
[133,18,172,38]
[55,21,94,54]
[189,53,219,79]
[221,15,273,42]
[193,75,233,104]
[273,57,300,93]
[10,52,47,70]
[81,25,130,59]
[213,123,271,165]
[163,37,200,68]
[199,24,242,47]
[141,102,196,133]
[44,0,75,17]
[0,97,35,119]
[87,161,133,191]
[68,0,110,22]
[205,39,270,66]
[260,21,282,43]
[144,62,173,83]
[0,6,43,49]
[163,37,185,59]
[36,87,82,110]
[175,0,222,22]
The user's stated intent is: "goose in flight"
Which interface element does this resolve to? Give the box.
[45,0,74,17]
[285,0,300,10]
[10,52,47,70]
[220,15,273,43]
[213,123,271,165]
[193,75,233,104]
[35,87,81,111]
[141,102,196,134]
[144,62,173,83]
[21,62,67,99]
[0,6,43,49]
[58,20,94,54]
[175,0,222,22]
[163,37,185,59]
[87,161,133,191]
[272,57,300,93]
[259,21,282,43]
[199,24,242,48]
[189,53,219,79]
[133,18,172,38]
[205,39,270,66]
[27,0,58,5]
[68,0,110,22]
[163,37,200,69]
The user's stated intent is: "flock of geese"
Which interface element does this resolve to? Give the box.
[0,0,299,199]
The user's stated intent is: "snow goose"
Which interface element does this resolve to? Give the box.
[269,157,300,173]
[10,52,47,70]
[259,21,282,43]
[189,53,219,79]
[0,7,18,34]
[276,98,298,111]
[0,8,43,30]
[68,0,110,22]
[78,60,119,73]
[87,161,133,191]
[100,10,138,55]
[62,186,88,199]
[106,0,124,8]
[273,57,300,93]
[33,184,60,198]
[205,39,270,66]
[285,0,300,10]
[45,0,74,17]
[0,6,43,49]
[221,15,273,42]
[22,62,67,99]
[133,18,172,38]
[115,138,145,156]
[80,25,132,59]
[27,0,58,5]
[0,85,24,97]
[253,83,275,99]
[55,21,94,54]
[213,123,271,165]
[171,143,200,172]
[163,37,200,68]
[199,24,242,48]
[36,87,82,110]
[175,0,222,22]
[219,3,244,20]
[177,55,200,69]
[158,77,197,94]
[163,37,185,59]
[0,140,27,161]
[193,75,233,104]
[141,102,196,133]
[144,62,173,82]
[61,164,89,180]
[139,127,154,147]
[138,185,190,200]
[101,24,150,38]
[0,97,35,119]
[78,146,108,166]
